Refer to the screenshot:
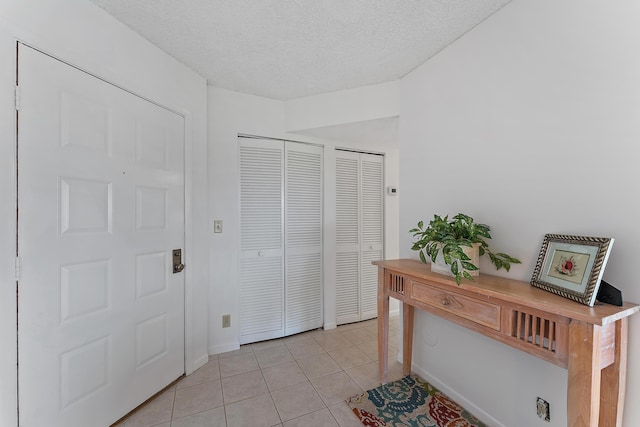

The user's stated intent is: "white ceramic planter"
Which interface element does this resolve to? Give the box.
[430,243,480,277]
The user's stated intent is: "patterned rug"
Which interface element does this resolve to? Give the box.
[347,375,487,427]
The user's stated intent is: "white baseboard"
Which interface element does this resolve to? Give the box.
[323,321,337,330]
[188,353,209,375]
[209,341,240,356]
[410,364,505,427]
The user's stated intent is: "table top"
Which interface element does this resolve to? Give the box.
[374,259,640,326]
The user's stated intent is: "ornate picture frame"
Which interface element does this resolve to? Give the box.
[530,234,614,306]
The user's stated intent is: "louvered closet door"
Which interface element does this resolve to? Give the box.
[360,154,384,320]
[284,142,323,335]
[335,151,361,325]
[335,151,384,325]
[239,139,284,344]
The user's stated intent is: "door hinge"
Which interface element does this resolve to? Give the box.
[15,257,21,281]
[15,85,20,111]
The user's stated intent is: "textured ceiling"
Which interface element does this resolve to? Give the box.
[89,0,512,100]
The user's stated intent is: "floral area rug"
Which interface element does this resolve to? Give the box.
[347,375,487,427]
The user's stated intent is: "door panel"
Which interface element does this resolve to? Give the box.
[361,249,383,319]
[335,252,360,322]
[360,154,384,320]
[239,139,285,344]
[17,45,185,427]
[335,152,361,324]
[335,151,384,324]
[284,142,323,335]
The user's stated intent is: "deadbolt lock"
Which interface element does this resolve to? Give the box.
[173,249,185,274]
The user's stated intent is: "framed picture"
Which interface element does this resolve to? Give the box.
[530,234,614,306]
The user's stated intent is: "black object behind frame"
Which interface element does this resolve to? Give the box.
[596,280,623,306]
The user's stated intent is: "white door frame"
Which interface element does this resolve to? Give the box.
[0,27,19,427]
[11,41,198,423]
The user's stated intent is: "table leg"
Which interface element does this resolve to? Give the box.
[403,304,414,377]
[377,269,389,384]
[567,320,602,427]
[599,318,628,427]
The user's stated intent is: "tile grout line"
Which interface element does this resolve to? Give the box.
[157,317,399,426]
[256,349,285,425]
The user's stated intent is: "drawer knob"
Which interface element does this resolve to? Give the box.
[442,296,451,306]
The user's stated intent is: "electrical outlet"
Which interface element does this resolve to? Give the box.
[222,314,231,328]
[536,397,550,422]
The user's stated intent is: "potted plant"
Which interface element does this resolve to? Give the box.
[410,213,521,285]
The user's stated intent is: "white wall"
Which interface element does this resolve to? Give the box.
[285,81,399,131]
[208,86,400,353]
[399,0,640,425]
[0,1,209,425]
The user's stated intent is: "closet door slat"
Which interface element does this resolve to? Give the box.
[361,156,383,246]
[336,156,359,246]
[336,252,360,321]
[240,145,283,250]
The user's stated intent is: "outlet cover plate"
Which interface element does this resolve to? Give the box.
[536,397,550,422]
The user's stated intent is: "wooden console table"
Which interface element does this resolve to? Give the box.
[375,259,639,427]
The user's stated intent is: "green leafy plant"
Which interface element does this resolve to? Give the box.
[410,213,521,285]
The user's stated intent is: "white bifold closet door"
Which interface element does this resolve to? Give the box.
[335,150,384,325]
[239,138,323,344]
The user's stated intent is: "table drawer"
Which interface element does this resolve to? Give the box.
[411,280,501,330]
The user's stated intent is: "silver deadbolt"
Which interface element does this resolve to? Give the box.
[173,249,185,273]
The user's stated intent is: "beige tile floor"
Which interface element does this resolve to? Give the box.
[114,316,402,427]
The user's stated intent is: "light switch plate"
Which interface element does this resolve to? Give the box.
[214,220,223,233]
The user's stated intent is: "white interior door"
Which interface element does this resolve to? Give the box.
[17,44,185,427]
[360,154,384,320]
[335,151,383,324]
[335,151,361,324]
[239,138,323,343]
[284,142,323,335]
[239,138,285,344]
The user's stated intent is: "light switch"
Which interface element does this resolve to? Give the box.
[214,220,223,233]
